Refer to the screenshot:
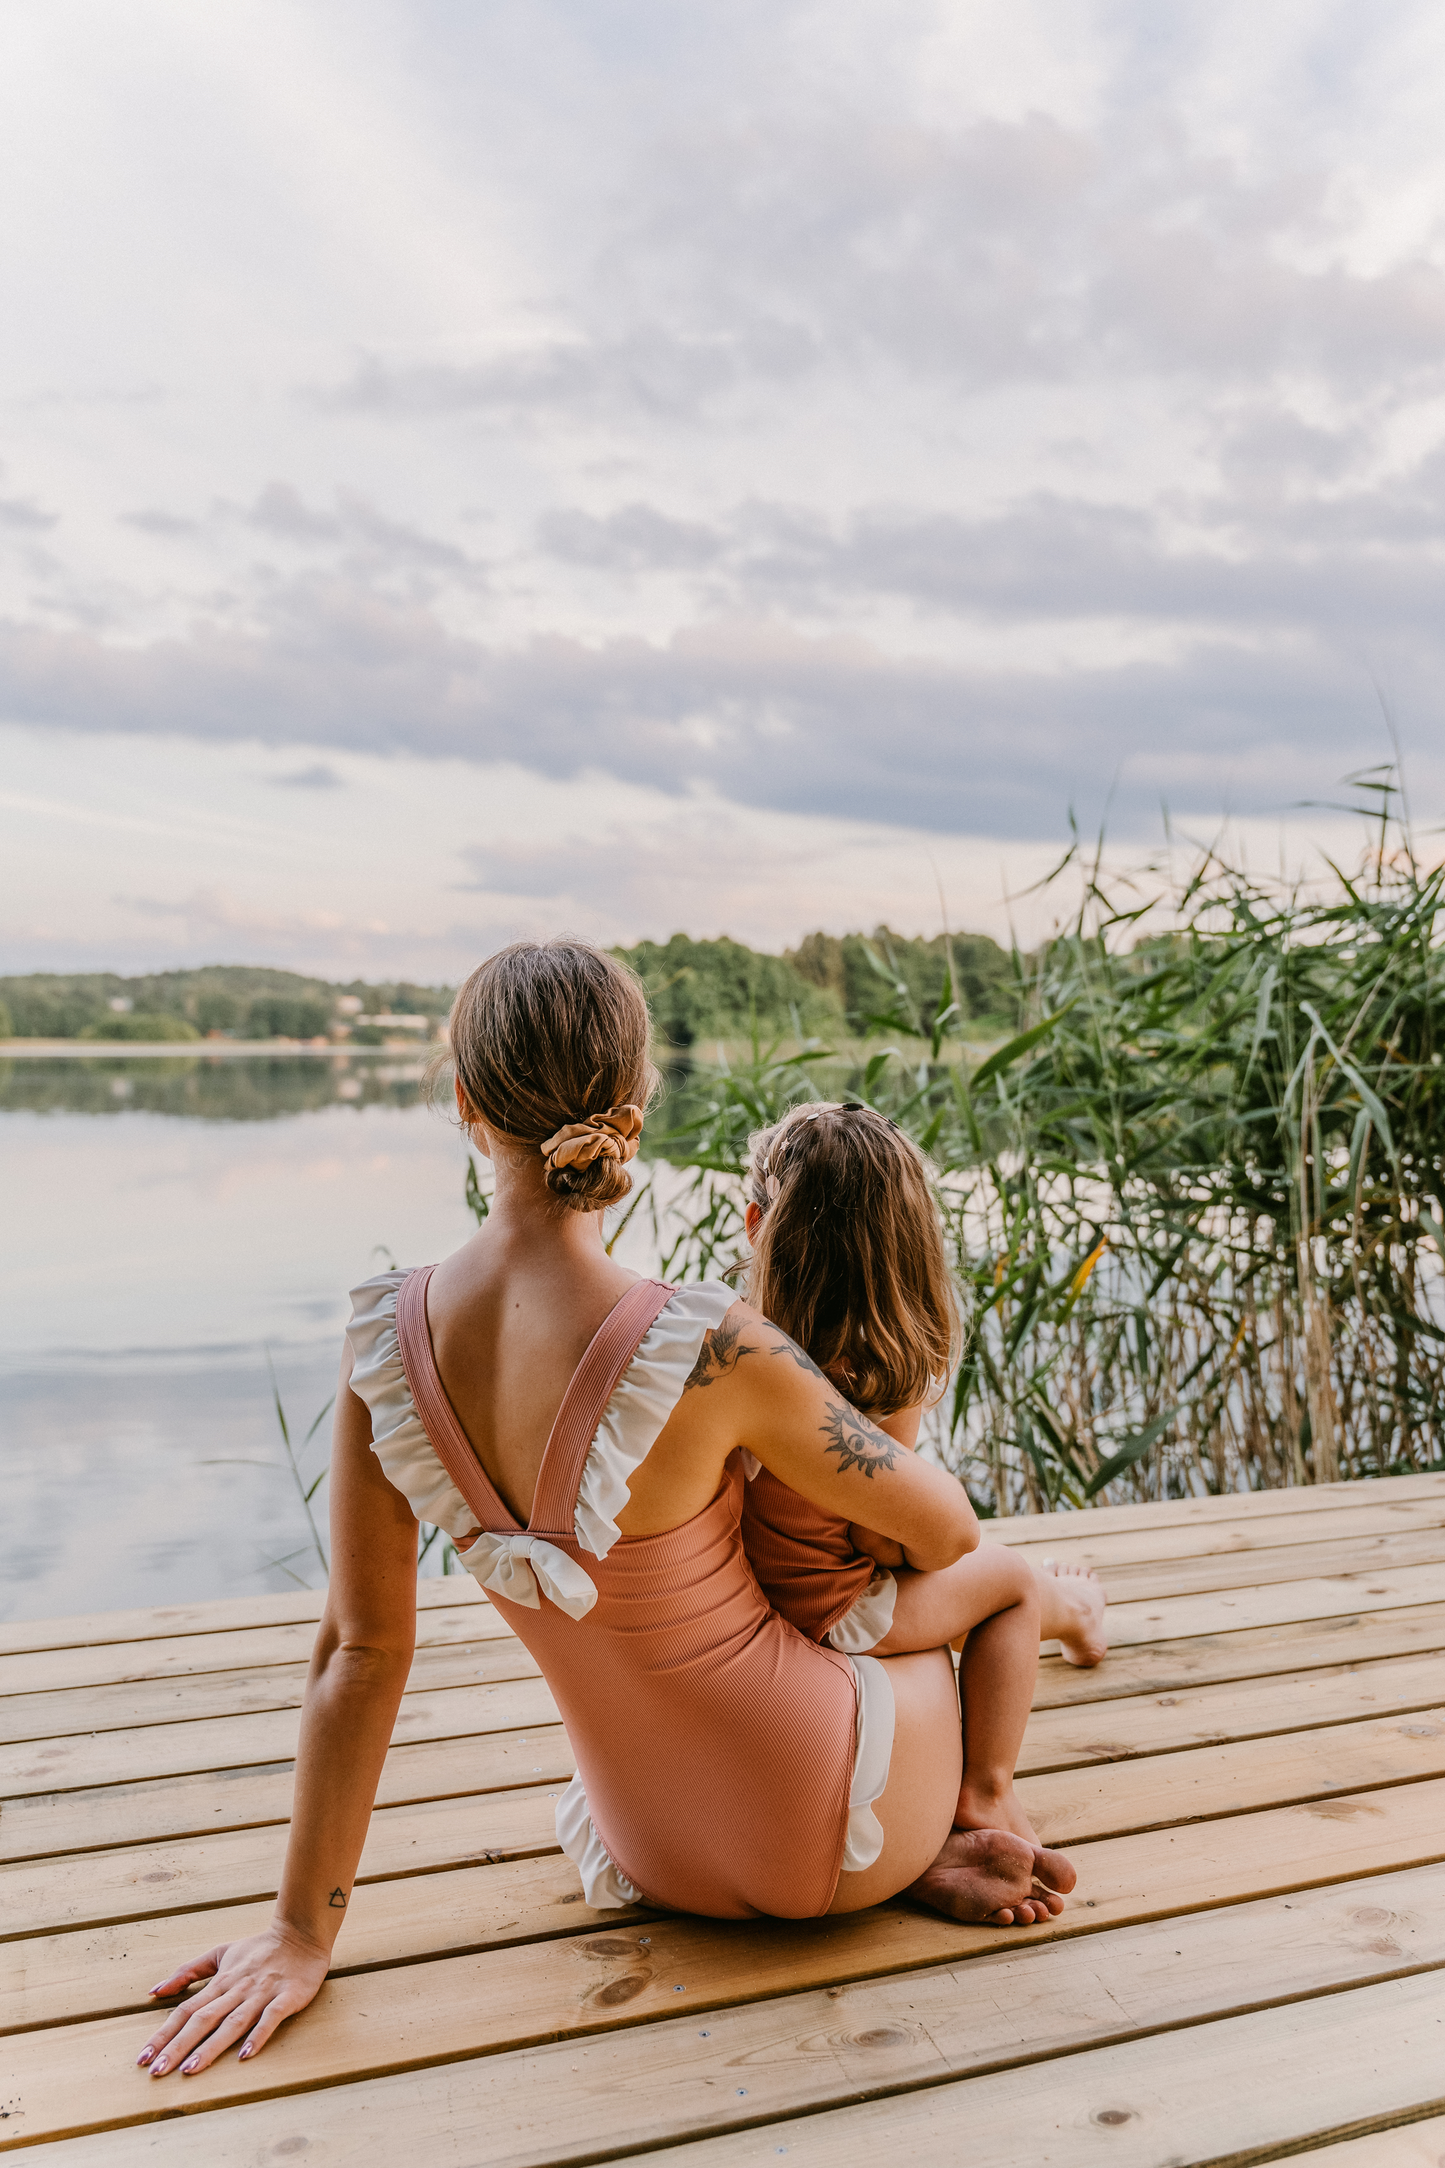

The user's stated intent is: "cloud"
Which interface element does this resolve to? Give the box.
[5,0,1445,922]
[271,761,345,789]
[120,509,201,537]
[0,579,1423,842]
[0,495,57,532]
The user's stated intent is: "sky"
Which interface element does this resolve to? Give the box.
[3,0,1444,980]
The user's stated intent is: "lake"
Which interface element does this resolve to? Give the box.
[0,1052,684,1622]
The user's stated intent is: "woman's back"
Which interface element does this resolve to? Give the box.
[424,1222,641,1528]
[350,1260,869,1918]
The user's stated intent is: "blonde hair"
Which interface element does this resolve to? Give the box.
[446,940,659,1212]
[745,1101,959,1416]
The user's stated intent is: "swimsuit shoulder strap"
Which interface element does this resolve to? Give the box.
[394,1264,520,1533]
[528,1278,676,1535]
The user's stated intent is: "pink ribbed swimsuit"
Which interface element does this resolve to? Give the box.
[390,1270,863,1920]
[741,1464,879,1643]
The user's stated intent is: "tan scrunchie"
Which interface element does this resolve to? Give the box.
[540,1103,644,1174]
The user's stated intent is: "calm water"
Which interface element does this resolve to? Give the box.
[0,1053,673,1622]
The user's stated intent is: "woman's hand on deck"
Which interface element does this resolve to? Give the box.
[138,1924,329,2076]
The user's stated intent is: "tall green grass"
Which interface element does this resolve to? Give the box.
[635,786,1444,1512]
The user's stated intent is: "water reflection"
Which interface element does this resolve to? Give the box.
[0,1055,702,1622]
[1,1057,474,1621]
[0,1049,430,1121]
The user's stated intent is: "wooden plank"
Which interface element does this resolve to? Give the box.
[0,1723,575,1864]
[15,1765,1445,2035]
[4,1474,1436,1661]
[2,1473,1436,1660]
[1281,2117,1445,2164]
[7,1863,1445,2153]
[1101,1561,1445,1648]
[1023,1651,1445,1772]
[2,1855,653,2035]
[20,1868,1445,2166]
[10,1691,1445,1967]
[10,1686,1445,1941]
[0,1639,543,1748]
[9,1577,1442,1789]
[983,1493,1445,1573]
[12,1652,1443,1871]
[1032,1602,1445,1708]
[0,1575,486,1659]
[988,1470,1445,1542]
[605,1974,1445,2168]
[0,1608,519,1699]
[1020,1705,1445,1847]
[1,1783,565,1941]
[0,1676,559,1799]
[1068,1524,1445,1605]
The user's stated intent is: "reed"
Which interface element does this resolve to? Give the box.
[644,783,1444,1512]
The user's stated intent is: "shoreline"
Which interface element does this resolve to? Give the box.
[0,1039,427,1059]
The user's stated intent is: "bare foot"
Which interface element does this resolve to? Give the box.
[955,1775,1059,1857]
[1038,1559,1109,1667]
[908,1827,1075,1926]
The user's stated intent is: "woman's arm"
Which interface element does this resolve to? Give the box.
[714,1305,977,1568]
[138,1344,420,2078]
[848,1403,924,1569]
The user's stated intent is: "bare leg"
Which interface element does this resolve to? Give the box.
[945,1578,1076,1924]
[867,1548,1076,1923]
[1036,1559,1109,1667]
[825,1643,1075,1929]
[872,1543,1107,1670]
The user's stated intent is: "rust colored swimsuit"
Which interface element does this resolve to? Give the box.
[346,1271,894,1920]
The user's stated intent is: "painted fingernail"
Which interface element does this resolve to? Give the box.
[181,2060,198,2076]
[151,2058,168,2076]
[238,2044,253,2061]
[136,2049,153,2066]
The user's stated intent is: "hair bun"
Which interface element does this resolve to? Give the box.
[540,1104,643,1175]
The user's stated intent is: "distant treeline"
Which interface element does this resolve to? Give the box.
[623,930,1015,1048]
[0,966,451,1044]
[0,929,1015,1047]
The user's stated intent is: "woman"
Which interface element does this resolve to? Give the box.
[138,941,1072,2081]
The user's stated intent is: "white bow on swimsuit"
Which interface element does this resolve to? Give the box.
[459,1529,599,1618]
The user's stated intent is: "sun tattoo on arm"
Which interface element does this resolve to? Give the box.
[682,1316,758,1392]
[820,1400,901,1478]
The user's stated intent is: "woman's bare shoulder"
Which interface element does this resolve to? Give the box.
[677,1298,829,1398]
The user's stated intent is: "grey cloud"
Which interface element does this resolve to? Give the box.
[537,501,725,572]
[0,495,57,532]
[0,580,1429,843]
[530,475,1445,644]
[271,762,345,789]
[317,324,817,427]
[312,116,1445,429]
[247,482,340,542]
[240,484,478,577]
[121,508,202,537]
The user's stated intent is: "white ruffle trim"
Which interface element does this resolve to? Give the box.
[826,1569,898,1655]
[555,1774,645,1908]
[346,1271,739,1561]
[345,1272,479,1540]
[571,1279,736,1559]
[840,1652,895,1872]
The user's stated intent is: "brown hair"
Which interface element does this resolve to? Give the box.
[446,940,659,1212]
[745,1102,959,1416]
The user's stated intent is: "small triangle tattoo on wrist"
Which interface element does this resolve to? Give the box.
[328,1888,347,1909]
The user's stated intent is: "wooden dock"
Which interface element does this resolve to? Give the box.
[4,1473,1445,2165]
